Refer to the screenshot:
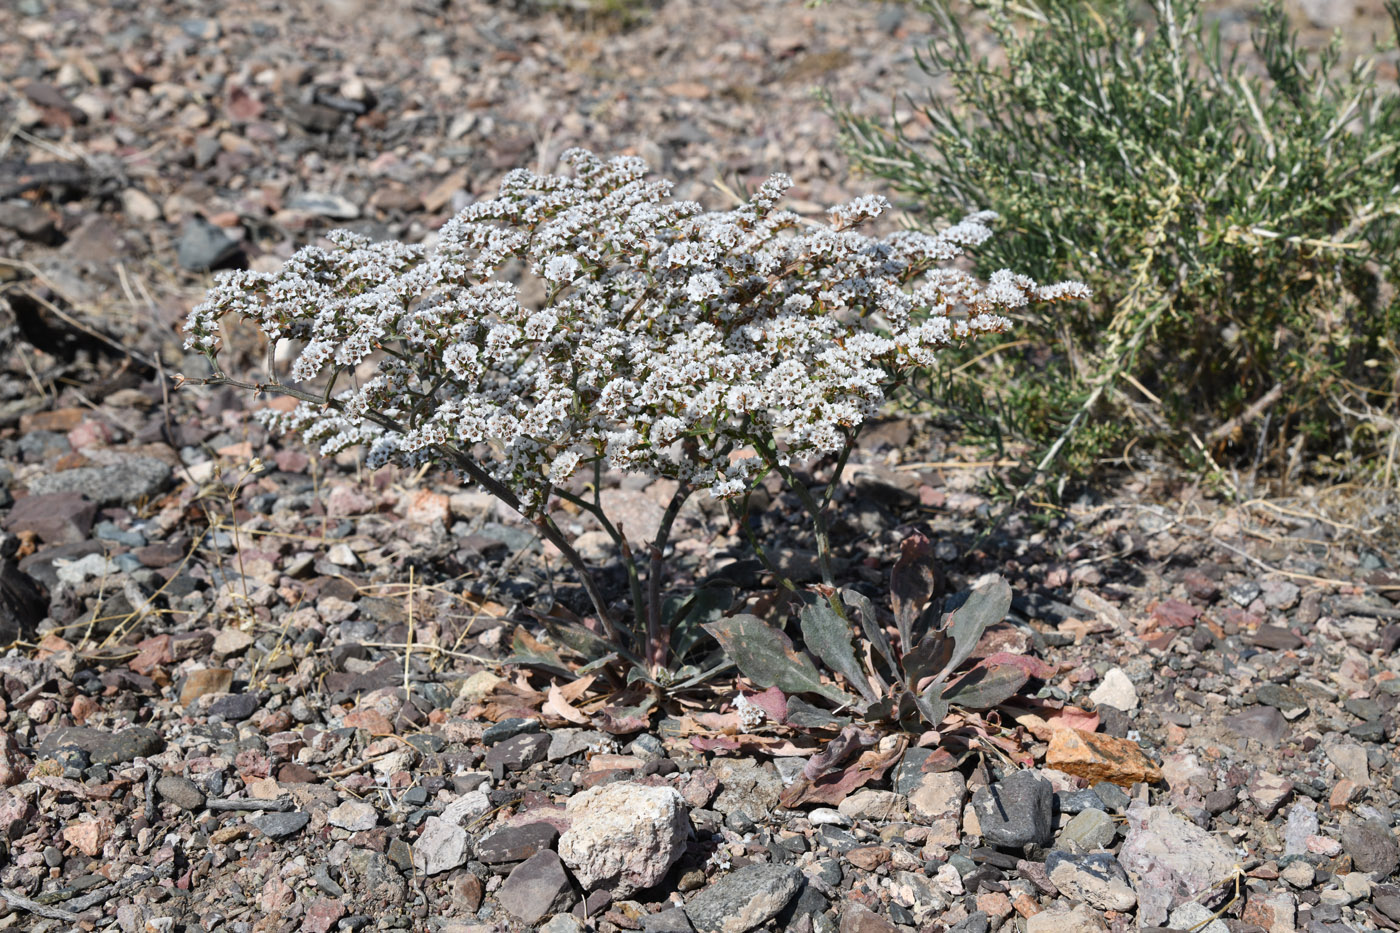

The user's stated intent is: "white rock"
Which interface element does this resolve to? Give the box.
[326,543,359,567]
[1026,902,1108,933]
[1168,902,1228,933]
[807,808,849,827]
[413,816,468,875]
[326,799,378,832]
[837,789,907,822]
[1089,668,1138,711]
[558,782,688,897]
[1119,804,1239,927]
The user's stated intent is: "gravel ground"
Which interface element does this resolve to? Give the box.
[2,2,1399,933]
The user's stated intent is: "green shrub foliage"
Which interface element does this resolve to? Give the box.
[831,0,1400,485]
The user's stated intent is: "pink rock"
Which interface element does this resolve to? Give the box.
[274,449,309,473]
[1306,834,1343,856]
[404,489,450,528]
[62,818,113,857]
[67,419,114,449]
[301,899,346,933]
[326,484,375,516]
[0,794,35,838]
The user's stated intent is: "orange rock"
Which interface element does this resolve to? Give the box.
[1046,728,1163,786]
[63,818,112,857]
[179,667,234,707]
[977,892,1013,921]
[1012,894,1042,918]
[845,845,891,871]
[1330,778,1363,810]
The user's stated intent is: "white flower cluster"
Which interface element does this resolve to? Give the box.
[185,150,1087,514]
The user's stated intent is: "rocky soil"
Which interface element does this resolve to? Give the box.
[2,2,1399,933]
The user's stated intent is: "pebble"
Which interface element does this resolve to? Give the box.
[27,456,172,507]
[558,782,688,897]
[683,863,803,933]
[970,770,1054,847]
[176,217,242,270]
[497,850,577,925]
[248,811,310,839]
[1341,819,1399,876]
[414,816,469,875]
[327,800,378,832]
[1088,667,1138,711]
[1057,808,1116,852]
[1118,804,1239,927]
[1045,729,1162,785]
[1045,850,1137,910]
[156,775,206,811]
[476,822,559,865]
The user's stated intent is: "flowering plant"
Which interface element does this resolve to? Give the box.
[184,149,1085,682]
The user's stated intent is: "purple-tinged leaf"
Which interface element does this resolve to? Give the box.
[941,661,1029,710]
[890,534,942,651]
[843,588,896,688]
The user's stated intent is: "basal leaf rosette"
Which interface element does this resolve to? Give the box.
[185,150,1087,515]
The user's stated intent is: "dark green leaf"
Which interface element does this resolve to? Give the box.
[842,587,896,688]
[704,614,852,706]
[784,696,852,729]
[942,576,1012,675]
[667,585,736,663]
[941,661,1029,710]
[800,599,879,705]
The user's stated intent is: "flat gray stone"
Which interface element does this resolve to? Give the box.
[684,863,803,933]
[156,775,205,811]
[27,457,172,508]
[249,811,309,838]
[38,726,164,765]
[477,822,559,864]
[1046,850,1137,910]
[497,850,577,925]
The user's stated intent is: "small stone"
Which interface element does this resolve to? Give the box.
[180,667,234,707]
[1326,741,1370,785]
[683,863,803,933]
[1045,850,1136,910]
[1045,729,1162,786]
[1255,683,1309,718]
[178,218,242,270]
[541,914,585,933]
[327,799,378,832]
[156,775,205,811]
[838,904,897,933]
[27,457,172,507]
[301,900,346,933]
[1058,808,1116,852]
[497,850,577,925]
[1260,580,1301,610]
[559,782,688,896]
[248,811,309,839]
[62,818,112,857]
[837,790,907,823]
[485,733,550,773]
[845,845,891,871]
[642,907,696,933]
[482,717,541,746]
[414,816,469,875]
[1224,706,1290,745]
[1024,902,1107,933]
[1341,820,1399,876]
[326,543,359,567]
[1280,860,1316,888]
[1284,802,1319,856]
[1168,902,1228,933]
[970,770,1053,848]
[1248,772,1294,817]
[208,693,261,721]
[477,822,559,865]
[288,192,361,220]
[3,492,96,544]
[1330,778,1364,810]
[1088,668,1138,711]
[120,188,162,222]
[1228,581,1262,607]
[1246,625,1304,650]
[213,628,255,655]
[38,726,163,765]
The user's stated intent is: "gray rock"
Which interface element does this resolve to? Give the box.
[711,759,783,822]
[1284,802,1319,857]
[1228,581,1262,606]
[1224,706,1290,745]
[482,717,541,746]
[971,770,1053,848]
[477,822,559,865]
[1045,850,1136,910]
[27,457,172,508]
[683,863,803,933]
[1058,808,1116,852]
[208,693,261,721]
[414,816,469,875]
[38,726,164,765]
[642,907,695,932]
[288,192,361,220]
[485,733,550,772]
[326,800,378,832]
[497,850,577,925]
[547,729,608,761]
[1255,684,1309,718]
[249,811,309,838]
[156,775,205,811]
[177,218,241,270]
[1341,820,1399,877]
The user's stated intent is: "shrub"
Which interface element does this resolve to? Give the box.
[829,0,1400,489]
[182,149,1084,685]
